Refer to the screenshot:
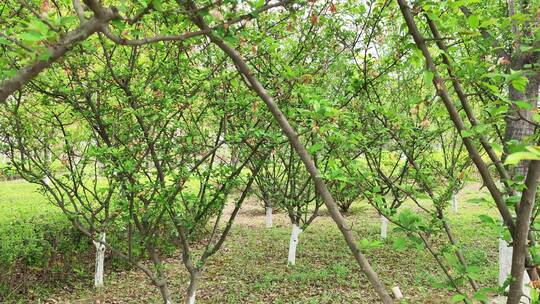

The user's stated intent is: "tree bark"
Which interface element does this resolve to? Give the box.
[287,223,302,266]
[451,192,458,214]
[380,215,388,239]
[507,161,540,303]
[158,283,174,304]
[503,0,540,178]
[504,73,540,177]
[186,270,198,304]
[147,243,173,304]
[93,232,106,288]
[265,205,273,228]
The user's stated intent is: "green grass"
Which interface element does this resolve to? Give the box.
[0,180,66,267]
[0,180,62,225]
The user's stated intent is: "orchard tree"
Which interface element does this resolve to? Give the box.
[255,142,324,266]
[395,0,540,302]
[0,22,267,303]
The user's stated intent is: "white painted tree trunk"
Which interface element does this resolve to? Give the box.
[498,237,512,287]
[380,215,388,239]
[451,192,458,214]
[93,232,106,288]
[287,224,302,266]
[400,153,406,162]
[188,291,195,304]
[158,284,173,304]
[498,238,530,303]
[391,286,403,300]
[265,206,273,228]
[185,272,198,304]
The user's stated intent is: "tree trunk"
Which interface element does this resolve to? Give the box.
[158,283,174,304]
[451,192,458,214]
[504,71,539,177]
[507,161,540,304]
[502,30,540,304]
[146,242,173,304]
[287,223,302,266]
[380,215,388,239]
[265,205,273,228]
[93,232,106,288]
[391,286,403,300]
[186,271,198,304]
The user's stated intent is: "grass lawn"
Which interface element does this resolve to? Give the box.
[0,180,66,268]
[31,182,501,304]
[0,179,62,225]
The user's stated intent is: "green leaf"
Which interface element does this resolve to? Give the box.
[249,0,265,9]
[38,51,52,61]
[461,129,474,138]
[533,112,540,123]
[472,290,489,301]
[18,32,44,42]
[313,101,321,113]
[505,195,521,206]
[490,142,503,155]
[504,149,540,165]
[514,100,533,110]
[478,214,495,224]
[479,18,497,27]
[424,70,434,87]
[397,209,422,230]
[0,37,12,46]
[151,0,163,10]
[511,76,528,93]
[467,15,480,28]
[392,237,407,251]
[111,19,126,31]
[28,19,49,35]
[307,142,324,154]
[530,287,539,303]
[451,294,466,302]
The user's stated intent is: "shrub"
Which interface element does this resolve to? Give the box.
[0,212,90,302]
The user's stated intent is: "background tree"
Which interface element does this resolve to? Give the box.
[396,0,540,302]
